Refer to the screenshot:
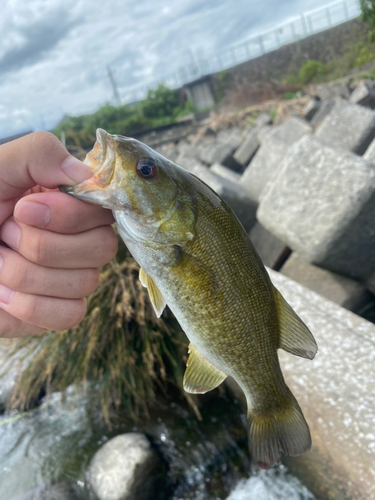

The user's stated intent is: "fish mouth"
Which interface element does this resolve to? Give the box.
[60,128,117,204]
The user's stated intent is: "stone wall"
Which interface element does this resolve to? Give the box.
[211,18,368,96]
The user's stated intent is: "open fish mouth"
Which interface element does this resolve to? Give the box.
[60,128,116,197]
[83,128,116,186]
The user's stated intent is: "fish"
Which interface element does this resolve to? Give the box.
[60,128,317,469]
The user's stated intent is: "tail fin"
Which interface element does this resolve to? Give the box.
[248,401,311,469]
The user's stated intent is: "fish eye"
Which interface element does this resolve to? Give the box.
[136,159,157,179]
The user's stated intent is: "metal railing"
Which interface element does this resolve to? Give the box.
[119,0,361,104]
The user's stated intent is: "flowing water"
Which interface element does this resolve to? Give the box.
[0,387,316,500]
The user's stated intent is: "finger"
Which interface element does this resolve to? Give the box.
[14,191,114,234]
[0,131,93,204]
[1,218,118,269]
[0,246,99,299]
[0,286,87,331]
[0,309,47,338]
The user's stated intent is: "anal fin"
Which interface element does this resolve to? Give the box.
[183,344,227,394]
[272,286,317,360]
[139,268,166,318]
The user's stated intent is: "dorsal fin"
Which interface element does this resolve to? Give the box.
[139,268,166,318]
[272,286,317,360]
[183,344,227,394]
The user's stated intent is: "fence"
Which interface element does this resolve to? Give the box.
[119,0,361,104]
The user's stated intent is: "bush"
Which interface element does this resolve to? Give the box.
[355,43,375,67]
[299,60,327,84]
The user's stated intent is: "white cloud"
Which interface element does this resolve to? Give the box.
[0,0,347,139]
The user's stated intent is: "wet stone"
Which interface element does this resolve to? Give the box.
[315,100,375,155]
[87,433,165,500]
[19,479,78,500]
[281,253,371,313]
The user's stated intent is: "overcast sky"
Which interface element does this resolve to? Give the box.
[1,0,360,139]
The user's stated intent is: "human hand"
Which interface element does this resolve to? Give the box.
[0,132,118,338]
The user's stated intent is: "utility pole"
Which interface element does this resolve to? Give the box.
[107,65,122,106]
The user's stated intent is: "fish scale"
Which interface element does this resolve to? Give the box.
[61,128,318,469]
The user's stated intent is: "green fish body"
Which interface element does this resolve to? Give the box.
[62,128,317,469]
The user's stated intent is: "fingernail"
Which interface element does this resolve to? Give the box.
[60,156,93,184]
[1,220,21,250]
[0,284,14,304]
[15,201,50,227]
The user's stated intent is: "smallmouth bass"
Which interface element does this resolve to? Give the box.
[61,128,317,469]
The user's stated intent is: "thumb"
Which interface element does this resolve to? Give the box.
[0,131,93,201]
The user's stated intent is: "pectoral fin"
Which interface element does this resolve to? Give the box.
[272,286,317,360]
[183,344,227,394]
[139,268,166,318]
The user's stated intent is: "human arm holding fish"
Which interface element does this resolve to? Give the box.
[0,131,118,338]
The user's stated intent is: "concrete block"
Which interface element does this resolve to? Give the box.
[315,100,375,155]
[268,268,375,500]
[310,100,336,128]
[249,222,290,270]
[281,253,371,312]
[258,134,375,281]
[189,164,257,231]
[210,162,241,182]
[240,133,291,202]
[316,83,351,101]
[270,116,313,145]
[233,128,260,166]
[364,137,375,163]
[303,97,320,121]
[216,126,243,149]
[256,124,272,143]
[349,83,375,108]
[256,112,272,128]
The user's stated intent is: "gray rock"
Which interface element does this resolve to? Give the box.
[281,253,371,312]
[349,83,375,108]
[364,137,375,163]
[19,479,77,500]
[240,133,290,202]
[256,112,272,128]
[310,100,336,128]
[87,433,165,500]
[210,162,241,182]
[368,273,375,295]
[198,141,235,166]
[266,269,375,500]
[233,128,260,166]
[303,97,320,121]
[257,134,375,281]
[249,222,290,270]
[188,164,257,231]
[315,100,375,155]
[256,124,273,143]
[270,116,313,144]
[316,82,351,101]
[216,126,243,149]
